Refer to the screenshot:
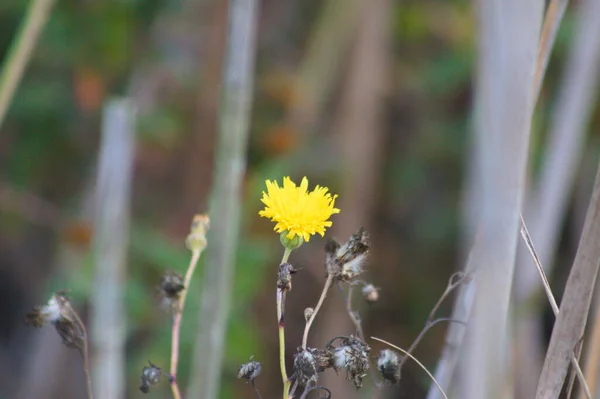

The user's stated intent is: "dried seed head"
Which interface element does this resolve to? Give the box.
[25,292,85,352]
[304,307,315,322]
[362,284,380,303]
[237,357,262,381]
[158,269,185,311]
[185,214,210,251]
[328,335,371,389]
[377,349,400,384]
[277,262,297,291]
[325,228,369,282]
[309,348,334,372]
[293,348,319,385]
[139,361,162,393]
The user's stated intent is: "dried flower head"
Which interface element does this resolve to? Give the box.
[293,348,319,385]
[237,357,262,381]
[362,284,380,303]
[325,228,369,281]
[25,291,85,353]
[328,335,371,389]
[377,349,400,384]
[185,214,210,251]
[309,347,334,372]
[259,176,340,242]
[139,361,163,393]
[277,262,297,292]
[158,269,185,310]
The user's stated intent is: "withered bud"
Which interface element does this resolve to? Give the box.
[185,214,210,251]
[329,335,371,389]
[377,349,400,384]
[160,270,185,299]
[25,291,85,353]
[237,357,262,381]
[362,284,380,303]
[304,307,315,322]
[139,361,162,393]
[277,263,297,291]
[293,348,319,385]
[325,228,369,282]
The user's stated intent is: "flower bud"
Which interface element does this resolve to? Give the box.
[185,214,210,251]
[280,231,304,250]
[362,284,380,303]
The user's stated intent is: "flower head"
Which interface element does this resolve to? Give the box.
[259,176,340,242]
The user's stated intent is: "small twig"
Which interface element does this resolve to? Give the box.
[399,318,466,372]
[300,385,332,399]
[396,272,469,373]
[371,336,448,399]
[0,0,56,130]
[170,248,203,399]
[251,379,263,399]
[171,215,209,399]
[301,274,334,349]
[533,0,569,102]
[566,339,584,399]
[341,282,381,388]
[426,272,468,325]
[289,379,299,398]
[64,301,93,399]
[520,216,592,399]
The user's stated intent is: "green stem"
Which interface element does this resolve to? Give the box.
[277,247,293,399]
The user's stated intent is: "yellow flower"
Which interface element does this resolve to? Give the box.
[259,176,340,242]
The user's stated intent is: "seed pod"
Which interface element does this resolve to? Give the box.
[362,284,380,303]
[293,349,319,385]
[377,349,401,384]
[237,357,262,381]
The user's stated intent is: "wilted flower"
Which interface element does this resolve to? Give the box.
[325,228,369,281]
[25,291,85,353]
[237,357,262,381]
[293,348,319,385]
[139,361,163,393]
[362,284,380,303]
[158,269,185,310]
[277,262,297,292]
[377,349,400,384]
[259,176,340,242]
[328,335,370,389]
[304,307,315,322]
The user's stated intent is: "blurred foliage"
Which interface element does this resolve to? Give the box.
[0,0,588,398]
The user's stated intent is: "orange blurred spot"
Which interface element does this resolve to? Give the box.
[73,68,106,112]
[61,220,94,249]
[263,124,300,155]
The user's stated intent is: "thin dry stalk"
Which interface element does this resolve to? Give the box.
[371,337,448,399]
[63,301,93,399]
[519,217,591,398]
[536,161,600,398]
[0,0,56,129]
[301,275,333,349]
[189,1,260,398]
[170,216,208,399]
[533,0,569,102]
